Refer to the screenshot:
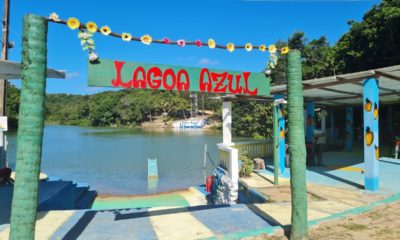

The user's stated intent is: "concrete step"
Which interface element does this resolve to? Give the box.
[76,190,97,209]
[74,186,89,203]
[38,181,75,211]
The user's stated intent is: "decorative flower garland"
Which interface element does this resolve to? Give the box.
[47,12,289,70]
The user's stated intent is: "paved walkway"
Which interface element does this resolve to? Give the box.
[0,204,274,239]
[0,187,275,239]
[240,172,386,226]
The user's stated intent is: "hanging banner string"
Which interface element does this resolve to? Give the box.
[46,13,289,55]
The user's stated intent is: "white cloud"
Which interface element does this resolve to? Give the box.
[198,58,220,66]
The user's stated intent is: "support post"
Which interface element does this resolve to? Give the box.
[0,0,10,168]
[222,101,232,145]
[387,105,393,133]
[287,50,308,239]
[273,99,279,185]
[274,95,286,177]
[321,110,327,133]
[10,14,48,240]
[346,107,353,152]
[363,78,379,191]
[306,102,315,143]
[330,111,336,142]
[203,144,207,169]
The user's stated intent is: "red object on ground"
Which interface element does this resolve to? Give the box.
[205,175,213,193]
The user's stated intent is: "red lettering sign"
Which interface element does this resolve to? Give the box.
[110,61,259,96]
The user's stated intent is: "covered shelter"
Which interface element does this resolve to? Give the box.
[217,64,400,193]
[269,64,400,191]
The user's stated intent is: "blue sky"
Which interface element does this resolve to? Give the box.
[4,0,380,94]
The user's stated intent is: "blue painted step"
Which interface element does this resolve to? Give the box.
[38,181,75,211]
[76,190,97,209]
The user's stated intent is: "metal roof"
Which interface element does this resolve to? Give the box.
[0,60,65,79]
[270,65,400,107]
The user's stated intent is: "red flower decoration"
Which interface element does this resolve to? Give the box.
[162,37,171,44]
[195,39,202,47]
[177,39,185,47]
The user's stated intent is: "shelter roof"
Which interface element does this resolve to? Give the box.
[270,65,400,107]
[0,60,65,79]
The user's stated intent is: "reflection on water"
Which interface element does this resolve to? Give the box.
[7,125,227,195]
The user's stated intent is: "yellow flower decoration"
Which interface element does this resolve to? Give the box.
[86,22,97,33]
[259,44,267,52]
[140,34,152,45]
[208,39,216,49]
[100,26,111,36]
[245,43,253,52]
[121,32,132,41]
[226,43,235,52]
[269,44,277,53]
[281,46,289,55]
[67,17,80,30]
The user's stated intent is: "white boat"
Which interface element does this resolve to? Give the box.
[173,119,206,129]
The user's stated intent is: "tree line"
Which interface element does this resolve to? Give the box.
[6,86,220,128]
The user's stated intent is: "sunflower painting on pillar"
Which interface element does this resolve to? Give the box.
[363,78,379,191]
[274,95,286,175]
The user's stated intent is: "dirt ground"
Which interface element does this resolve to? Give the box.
[245,200,400,240]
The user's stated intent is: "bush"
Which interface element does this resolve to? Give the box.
[239,151,253,177]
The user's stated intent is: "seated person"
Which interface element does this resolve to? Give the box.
[0,167,12,184]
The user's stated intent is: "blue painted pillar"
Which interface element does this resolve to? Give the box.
[274,95,286,175]
[306,102,315,143]
[363,78,379,191]
[345,107,353,151]
[330,111,336,142]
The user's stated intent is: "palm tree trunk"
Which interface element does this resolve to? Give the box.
[9,14,47,240]
[286,50,308,240]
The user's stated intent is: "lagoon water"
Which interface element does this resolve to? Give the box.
[7,125,227,195]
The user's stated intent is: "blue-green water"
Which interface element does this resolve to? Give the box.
[7,125,226,195]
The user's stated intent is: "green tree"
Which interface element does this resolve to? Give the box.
[334,0,400,73]
[6,83,20,128]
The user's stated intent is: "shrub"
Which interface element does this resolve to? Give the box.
[239,151,253,177]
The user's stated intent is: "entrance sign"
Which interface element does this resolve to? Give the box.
[88,59,270,96]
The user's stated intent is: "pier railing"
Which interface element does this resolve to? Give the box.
[217,139,273,181]
[232,139,274,159]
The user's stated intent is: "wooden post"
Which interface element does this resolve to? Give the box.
[287,50,308,240]
[0,0,10,168]
[9,14,48,240]
[0,0,10,115]
[345,107,353,152]
[363,78,379,191]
